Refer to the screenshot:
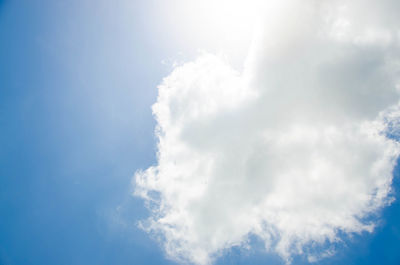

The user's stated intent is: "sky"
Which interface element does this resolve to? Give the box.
[1,1,400,265]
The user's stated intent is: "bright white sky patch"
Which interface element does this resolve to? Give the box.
[135,0,400,264]
[157,0,269,64]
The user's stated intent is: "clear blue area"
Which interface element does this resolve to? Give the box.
[1,1,399,265]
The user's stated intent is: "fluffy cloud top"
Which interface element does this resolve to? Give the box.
[135,0,400,264]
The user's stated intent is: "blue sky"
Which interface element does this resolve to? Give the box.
[1,1,400,265]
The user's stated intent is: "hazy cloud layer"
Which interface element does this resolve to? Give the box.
[135,1,400,264]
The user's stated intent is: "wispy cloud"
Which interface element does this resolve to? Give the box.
[135,0,400,264]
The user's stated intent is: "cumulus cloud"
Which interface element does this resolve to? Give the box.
[134,0,400,264]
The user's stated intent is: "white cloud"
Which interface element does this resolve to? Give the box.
[134,1,400,264]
